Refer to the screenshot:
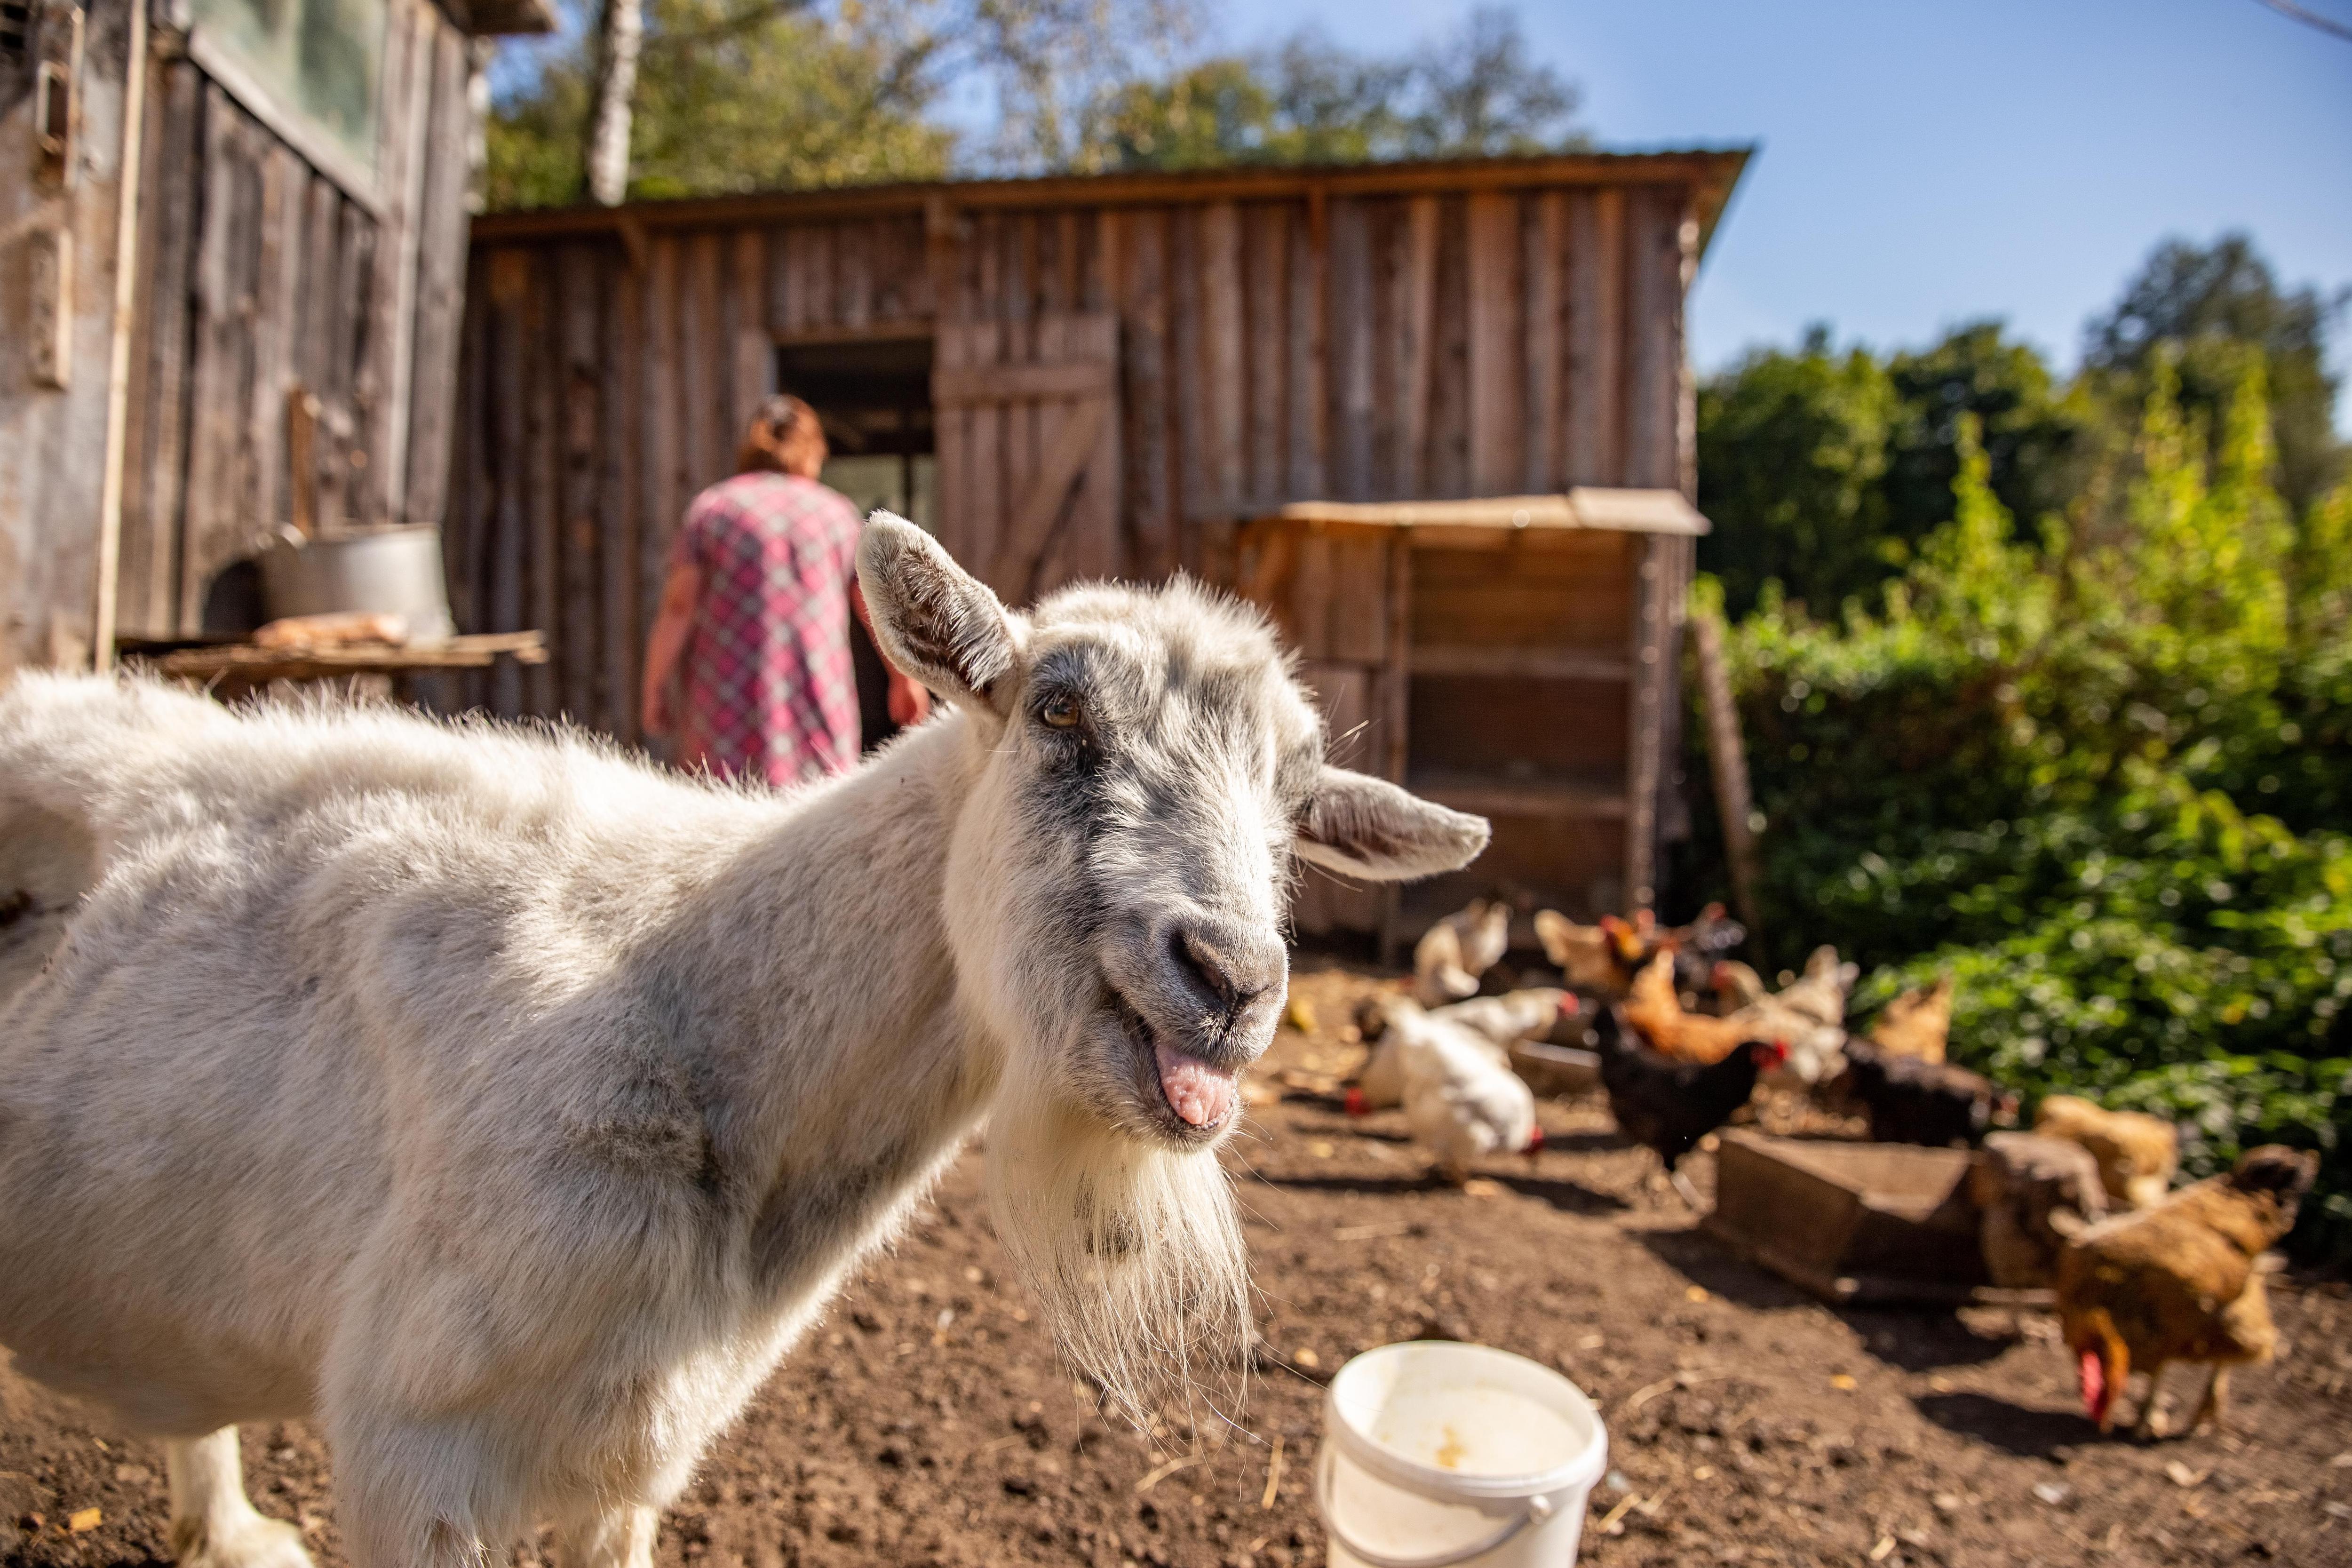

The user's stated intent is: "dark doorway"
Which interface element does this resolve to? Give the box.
[776,334,936,531]
[774,335,937,752]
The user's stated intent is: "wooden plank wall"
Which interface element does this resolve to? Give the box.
[449,178,1704,743]
[3,0,145,674]
[110,0,481,639]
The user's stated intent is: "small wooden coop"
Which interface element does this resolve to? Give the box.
[1235,488,1707,942]
[449,149,1750,934]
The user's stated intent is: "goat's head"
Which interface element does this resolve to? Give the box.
[858,513,1486,1417]
[859,511,1486,1144]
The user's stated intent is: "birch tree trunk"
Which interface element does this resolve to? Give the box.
[583,0,644,206]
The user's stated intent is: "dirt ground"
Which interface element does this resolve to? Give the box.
[6,957,2350,1568]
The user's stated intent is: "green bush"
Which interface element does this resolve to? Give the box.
[1680,359,2352,1262]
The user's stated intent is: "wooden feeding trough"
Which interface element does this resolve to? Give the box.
[1509,1039,1602,1098]
[1703,1130,2033,1307]
[1234,489,1708,952]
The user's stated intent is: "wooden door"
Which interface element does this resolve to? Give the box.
[932,312,1120,604]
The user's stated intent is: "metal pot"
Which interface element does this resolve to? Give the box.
[259,526,457,644]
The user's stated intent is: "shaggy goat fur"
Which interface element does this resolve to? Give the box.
[0,516,1486,1568]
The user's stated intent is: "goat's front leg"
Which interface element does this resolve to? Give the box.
[556,1506,659,1568]
[330,1418,509,1568]
[165,1429,315,1568]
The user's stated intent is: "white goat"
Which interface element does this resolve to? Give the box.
[0,516,1488,1568]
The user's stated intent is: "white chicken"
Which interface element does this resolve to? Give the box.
[1412,899,1512,1005]
[1430,987,1574,1048]
[1764,1021,1849,1088]
[1359,997,1540,1183]
[1776,946,1859,1027]
[1349,995,1513,1112]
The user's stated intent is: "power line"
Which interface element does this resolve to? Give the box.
[2250,0,2352,44]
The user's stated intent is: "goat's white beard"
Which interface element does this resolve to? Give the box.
[985,1062,1252,1433]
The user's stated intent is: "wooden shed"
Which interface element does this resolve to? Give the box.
[0,0,551,674]
[446,149,1749,931]
[1234,489,1708,940]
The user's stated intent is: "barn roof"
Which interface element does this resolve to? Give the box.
[470,147,1755,263]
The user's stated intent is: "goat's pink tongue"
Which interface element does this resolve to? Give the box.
[1154,1040,1237,1128]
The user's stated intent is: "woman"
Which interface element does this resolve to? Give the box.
[641,396,929,784]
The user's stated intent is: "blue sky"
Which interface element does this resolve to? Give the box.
[498,0,2352,417]
[1221,0,2352,404]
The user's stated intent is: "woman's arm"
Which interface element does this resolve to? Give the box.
[850,579,932,728]
[640,559,702,736]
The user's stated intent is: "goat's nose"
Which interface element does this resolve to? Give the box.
[1169,921,1284,1017]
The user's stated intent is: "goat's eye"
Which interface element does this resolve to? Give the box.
[1040,694,1083,730]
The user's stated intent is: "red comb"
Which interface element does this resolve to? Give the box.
[1556,994,1580,1019]
[1525,1126,1546,1157]
[1343,1086,1368,1117]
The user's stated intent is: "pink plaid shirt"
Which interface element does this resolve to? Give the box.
[670,473,864,787]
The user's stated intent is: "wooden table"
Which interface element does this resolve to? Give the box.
[144,631,548,695]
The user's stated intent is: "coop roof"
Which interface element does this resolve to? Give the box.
[1248,488,1710,539]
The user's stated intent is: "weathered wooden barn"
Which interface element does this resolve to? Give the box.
[454,155,1748,928]
[454,151,1748,934]
[0,0,549,673]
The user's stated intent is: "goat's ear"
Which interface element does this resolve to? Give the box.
[1294,766,1490,882]
[858,511,1021,716]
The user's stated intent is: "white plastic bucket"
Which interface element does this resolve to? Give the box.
[1315,1342,1607,1568]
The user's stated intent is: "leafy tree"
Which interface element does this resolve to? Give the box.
[1694,326,1897,618]
[1698,321,2090,619]
[1882,320,2084,562]
[487,2,1581,206]
[1408,6,1582,157]
[2084,233,2349,513]
[486,0,955,208]
[1083,48,1394,171]
[1079,8,1584,173]
[1251,31,1417,162]
[486,0,1196,208]
[1698,234,2344,622]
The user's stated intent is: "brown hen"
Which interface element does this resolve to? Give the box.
[1868,975,1954,1063]
[2056,1145,2316,1437]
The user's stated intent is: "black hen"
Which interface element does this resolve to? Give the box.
[1592,1004,1785,1197]
[1837,1038,2014,1147]
[1666,902,1748,993]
